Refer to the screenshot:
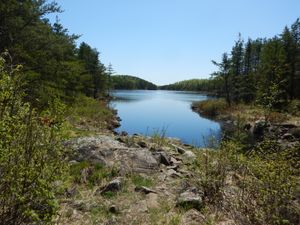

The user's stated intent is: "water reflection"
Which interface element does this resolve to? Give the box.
[110,90,221,147]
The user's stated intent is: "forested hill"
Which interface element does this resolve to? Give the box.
[160,79,216,92]
[111,75,157,90]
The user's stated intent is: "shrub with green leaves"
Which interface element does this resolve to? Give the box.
[193,98,227,117]
[0,57,67,224]
[193,139,299,225]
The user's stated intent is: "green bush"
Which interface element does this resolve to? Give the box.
[193,99,227,117]
[67,94,114,132]
[193,140,299,225]
[287,99,300,116]
[193,141,241,204]
[0,57,67,224]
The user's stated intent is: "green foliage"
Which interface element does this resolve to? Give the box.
[151,127,168,147]
[193,140,299,225]
[168,215,181,225]
[70,95,113,120]
[210,18,300,110]
[131,174,154,188]
[160,78,219,93]
[287,99,300,116]
[0,1,112,108]
[237,147,299,224]
[66,95,114,135]
[0,58,67,224]
[78,42,110,98]
[193,142,241,204]
[111,75,157,90]
[192,99,227,117]
[70,161,118,186]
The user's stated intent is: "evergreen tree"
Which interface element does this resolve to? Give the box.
[290,19,300,99]
[78,42,109,98]
[230,34,244,102]
[257,37,288,109]
[240,39,256,102]
[212,53,232,105]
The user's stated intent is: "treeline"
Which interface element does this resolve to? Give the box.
[162,19,300,111]
[0,0,111,108]
[209,19,300,109]
[160,79,218,92]
[0,1,113,223]
[111,75,157,90]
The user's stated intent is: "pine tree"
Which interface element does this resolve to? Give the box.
[230,34,244,103]
[212,53,232,105]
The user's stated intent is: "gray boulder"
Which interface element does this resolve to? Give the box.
[177,188,204,210]
[182,150,196,162]
[100,178,122,193]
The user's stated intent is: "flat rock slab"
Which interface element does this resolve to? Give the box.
[68,136,159,174]
[135,186,157,194]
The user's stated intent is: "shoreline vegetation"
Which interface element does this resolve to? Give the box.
[0,1,299,224]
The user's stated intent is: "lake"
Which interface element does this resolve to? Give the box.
[110,90,221,147]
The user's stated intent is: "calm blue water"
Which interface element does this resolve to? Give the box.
[110,90,221,147]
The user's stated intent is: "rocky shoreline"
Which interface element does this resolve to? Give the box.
[56,132,239,224]
[55,103,299,224]
[191,103,300,148]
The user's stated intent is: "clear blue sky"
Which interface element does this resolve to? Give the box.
[50,0,299,85]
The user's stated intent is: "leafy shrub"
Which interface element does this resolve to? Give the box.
[67,94,114,132]
[193,99,227,117]
[194,139,299,225]
[0,57,67,224]
[194,141,241,204]
[287,99,300,116]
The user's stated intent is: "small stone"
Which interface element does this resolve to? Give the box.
[166,169,182,178]
[138,141,147,148]
[282,133,295,140]
[171,144,186,154]
[65,185,77,198]
[166,165,179,171]
[72,200,88,211]
[135,186,157,194]
[69,160,79,165]
[177,189,204,210]
[100,148,114,157]
[100,178,122,193]
[170,157,181,165]
[182,151,196,162]
[159,151,171,166]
